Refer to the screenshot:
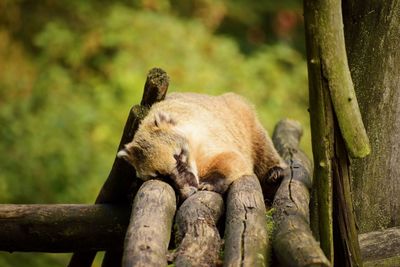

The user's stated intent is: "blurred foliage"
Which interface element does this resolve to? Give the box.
[0,0,308,266]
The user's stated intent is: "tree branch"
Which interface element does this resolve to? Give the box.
[313,0,370,158]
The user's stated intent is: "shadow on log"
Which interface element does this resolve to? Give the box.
[69,68,169,267]
[122,180,176,267]
[174,191,224,267]
[272,119,330,266]
[224,175,268,267]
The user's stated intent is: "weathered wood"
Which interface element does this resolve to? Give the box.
[223,174,268,267]
[343,0,400,233]
[68,68,169,267]
[359,226,400,264]
[122,180,176,267]
[272,119,330,267]
[332,131,363,267]
[140,67,170,107]
[363,256,400,267]
[304,0,335,259]
[311,0,370,158]
[174,191,224,267]
[0,204,129,252]
[304,2,364,265]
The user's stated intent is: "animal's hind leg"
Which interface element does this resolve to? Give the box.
[253,123,287,202]
[199,151,253,194]
[253,122,287,183]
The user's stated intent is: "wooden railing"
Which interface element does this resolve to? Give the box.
[0,68,398,267]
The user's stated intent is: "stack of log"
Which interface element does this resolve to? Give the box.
[0,68,398,267]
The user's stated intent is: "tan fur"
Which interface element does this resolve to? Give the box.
[119,92,286,198]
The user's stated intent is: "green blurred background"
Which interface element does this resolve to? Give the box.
[0,0,308,266]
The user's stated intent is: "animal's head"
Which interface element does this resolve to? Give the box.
[117,111,198,199]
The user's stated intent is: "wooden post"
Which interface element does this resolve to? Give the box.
[122,180,176,267]
[223,175,268,267]
[272,119,330,267]
[174,191,224,267]
[304,1,365,265]
[68,68,170,267]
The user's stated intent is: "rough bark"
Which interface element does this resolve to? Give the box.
[174,191,224,267]
[309,0,370,158]
[122,180,176,267]
[359,226,400,264]
[0,204,129,252]
[223,175,268,267]
[272,119,330,267]
[304,1,363,265]
[342,0,400,233]
[68,67,170,267]
[140,68,170,107]
[304,1,335,260]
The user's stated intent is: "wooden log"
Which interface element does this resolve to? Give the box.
[359,226,400,265]
[122,180,176,267]
[0,204,129,252]
[223,174,268,267]
[140,68,170,107]
[272,119,330,267]
[174,191,224,267]
[68,67,169,267]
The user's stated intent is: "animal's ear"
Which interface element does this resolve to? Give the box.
[117,144,144,164]
[154,111,176,128]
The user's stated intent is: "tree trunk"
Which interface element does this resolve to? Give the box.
[342,0,400,233]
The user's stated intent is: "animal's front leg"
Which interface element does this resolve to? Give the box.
[199,151,252,195]
[199,171,231,194]
[170,164,198,200]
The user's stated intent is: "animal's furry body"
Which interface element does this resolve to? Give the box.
[118,92,285,199]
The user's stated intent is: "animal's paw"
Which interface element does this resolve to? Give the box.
[199,181,229,195]
[266,166,285,184]
[199,182,215,191]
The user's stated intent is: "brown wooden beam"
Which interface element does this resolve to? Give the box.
[272,119,330,266]
[223,174,269,266]
[0,204,129,253]
[122,180,176,267]
[174,191,224,267]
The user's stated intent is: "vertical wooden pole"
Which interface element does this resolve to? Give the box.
[68,68,169,267]
[304,0,365,266]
